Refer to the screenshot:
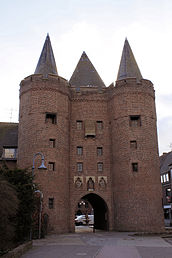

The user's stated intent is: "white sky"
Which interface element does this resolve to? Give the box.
[0,0,172,155]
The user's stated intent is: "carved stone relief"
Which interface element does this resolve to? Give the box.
[86,176,95,191]
[74,176,83,188]
[98,176,107,190]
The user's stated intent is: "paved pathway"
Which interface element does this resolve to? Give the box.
[21,227,172,258]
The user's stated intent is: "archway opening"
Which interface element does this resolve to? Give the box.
[75,193,108,231]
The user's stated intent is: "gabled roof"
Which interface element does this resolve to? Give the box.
[117,39,142,81]
[34,34,58,76]
[160,151,172,174]
[0,122,18,158]
[69,51,105,88]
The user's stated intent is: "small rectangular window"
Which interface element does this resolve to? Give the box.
[3,147,17,159]
[97,162,103,172]
[48,162,55,171]
[160,175,163,183]
[130,116,141,127]
[132,162,138,172]
[130,141,137,149]
[76,120,83,130]
[49,139,55,148]
[163,174,166,182]
[48,198,54,209]
[45,113,57,124]
[77,162,83,172]
[97,147,103,156]
[166,173,169,182]
[97,121,103,130]
[77,146,83,155]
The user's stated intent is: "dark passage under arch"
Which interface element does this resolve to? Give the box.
[82,193,109,230]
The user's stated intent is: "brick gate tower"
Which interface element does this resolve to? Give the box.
[18,35,164,233]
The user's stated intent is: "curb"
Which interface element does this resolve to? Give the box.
[2,241,32,258]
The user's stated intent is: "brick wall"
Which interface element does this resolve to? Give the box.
[69,90,113,231]
[18,75,164,233]
[109,78,164,232]
[18,74,70,233]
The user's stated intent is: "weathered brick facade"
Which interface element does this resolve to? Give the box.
[17,36,164,233]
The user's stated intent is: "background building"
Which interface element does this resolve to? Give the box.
[0,122,18,169]
[160,151,172,226]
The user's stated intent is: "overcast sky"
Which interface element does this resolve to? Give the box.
[0,0,172,155]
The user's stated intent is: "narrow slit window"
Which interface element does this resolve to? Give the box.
[77,162,83,172]
[77,146,83,155]
[97,162,103,172]
[132,162,138,172]
[97,147,103,156]
[130,116,141,127]
[130,141,137,149]
[76,120,83,130]
[48,198,54,209]
[97,121,103,130]
[48,162,55,171]
[49,139,55,148]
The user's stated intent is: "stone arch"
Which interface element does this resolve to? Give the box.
[76,193,109,230]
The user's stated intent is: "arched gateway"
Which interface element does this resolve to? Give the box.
[76,194,109,230]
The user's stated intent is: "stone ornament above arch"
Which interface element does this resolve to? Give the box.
[86,176,95,191]
[98,176,107,190]
[74,176,83,188]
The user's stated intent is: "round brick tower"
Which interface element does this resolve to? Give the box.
[18,35,70,233]
[110,39,164,232]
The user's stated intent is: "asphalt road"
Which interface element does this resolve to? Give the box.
[21,226,172,258]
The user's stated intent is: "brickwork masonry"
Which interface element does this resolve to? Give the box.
[18,75,164,233]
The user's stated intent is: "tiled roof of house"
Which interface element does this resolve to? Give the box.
[0,122,18,157]
[34,34,58,76]
[117,39,142,81]
[69,51,105,88]
[160,151,172,174]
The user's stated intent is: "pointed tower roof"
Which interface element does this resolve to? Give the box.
[69,51,105,87]
[117,39,142,81]
[34,34,58,76]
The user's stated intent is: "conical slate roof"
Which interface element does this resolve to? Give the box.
[69,52,105,87]
[34,34,58,76]
[117,39,142,81]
